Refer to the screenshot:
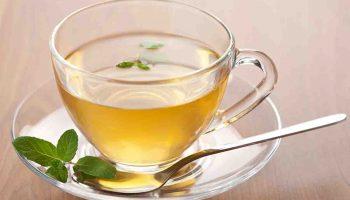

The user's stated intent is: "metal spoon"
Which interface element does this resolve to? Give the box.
[86,113,347,193]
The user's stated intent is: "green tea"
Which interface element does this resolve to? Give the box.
[57,33,228,166]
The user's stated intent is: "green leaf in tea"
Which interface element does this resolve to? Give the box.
[46,163,68,183]
[116,61,135,68]
[136,62,151,70]
[13,136,60,166]
[74,156,116,179]
[57,129,78,162]
[140,41,164,49]
[116,60,151,70]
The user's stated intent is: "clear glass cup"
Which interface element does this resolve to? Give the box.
[49,0,277,172]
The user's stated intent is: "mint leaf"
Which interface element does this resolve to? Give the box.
[13,137,59,166]
[74,156,116,179]
[75,171,96,182]
[116,60,151,70]
[57,129,78,162]
[140,41,164,49]
[116,61,134,68]
[50,159,63,168]
[136,62,150,70]
[46,164,68,183]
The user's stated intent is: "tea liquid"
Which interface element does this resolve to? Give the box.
[57,33,228,166]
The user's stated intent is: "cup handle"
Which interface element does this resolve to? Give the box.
[208,49,278,132]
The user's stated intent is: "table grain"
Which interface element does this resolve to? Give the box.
[0,0,349,199]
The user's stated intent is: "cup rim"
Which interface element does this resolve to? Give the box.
[49,0,235,85]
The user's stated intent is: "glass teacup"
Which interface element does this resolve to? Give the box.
[50,0,277,172]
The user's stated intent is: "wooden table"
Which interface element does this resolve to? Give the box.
[0,0,349,199]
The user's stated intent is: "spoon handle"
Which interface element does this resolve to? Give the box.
[215,113,347,152]
[164,114,347,175]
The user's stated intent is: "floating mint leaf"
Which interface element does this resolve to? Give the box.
[136,62,151,70]
[13,136,59,166]
[140,41,164,49]
[46,164,68,183]
[74,156,116,179]
[116,61,135,68]
[57,129,78,162]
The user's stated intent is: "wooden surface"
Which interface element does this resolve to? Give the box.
[0,0,349,199]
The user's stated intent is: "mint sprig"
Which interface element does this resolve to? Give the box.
[116,60,151,70]
[12,129,117,183]
[115,41,164,70]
